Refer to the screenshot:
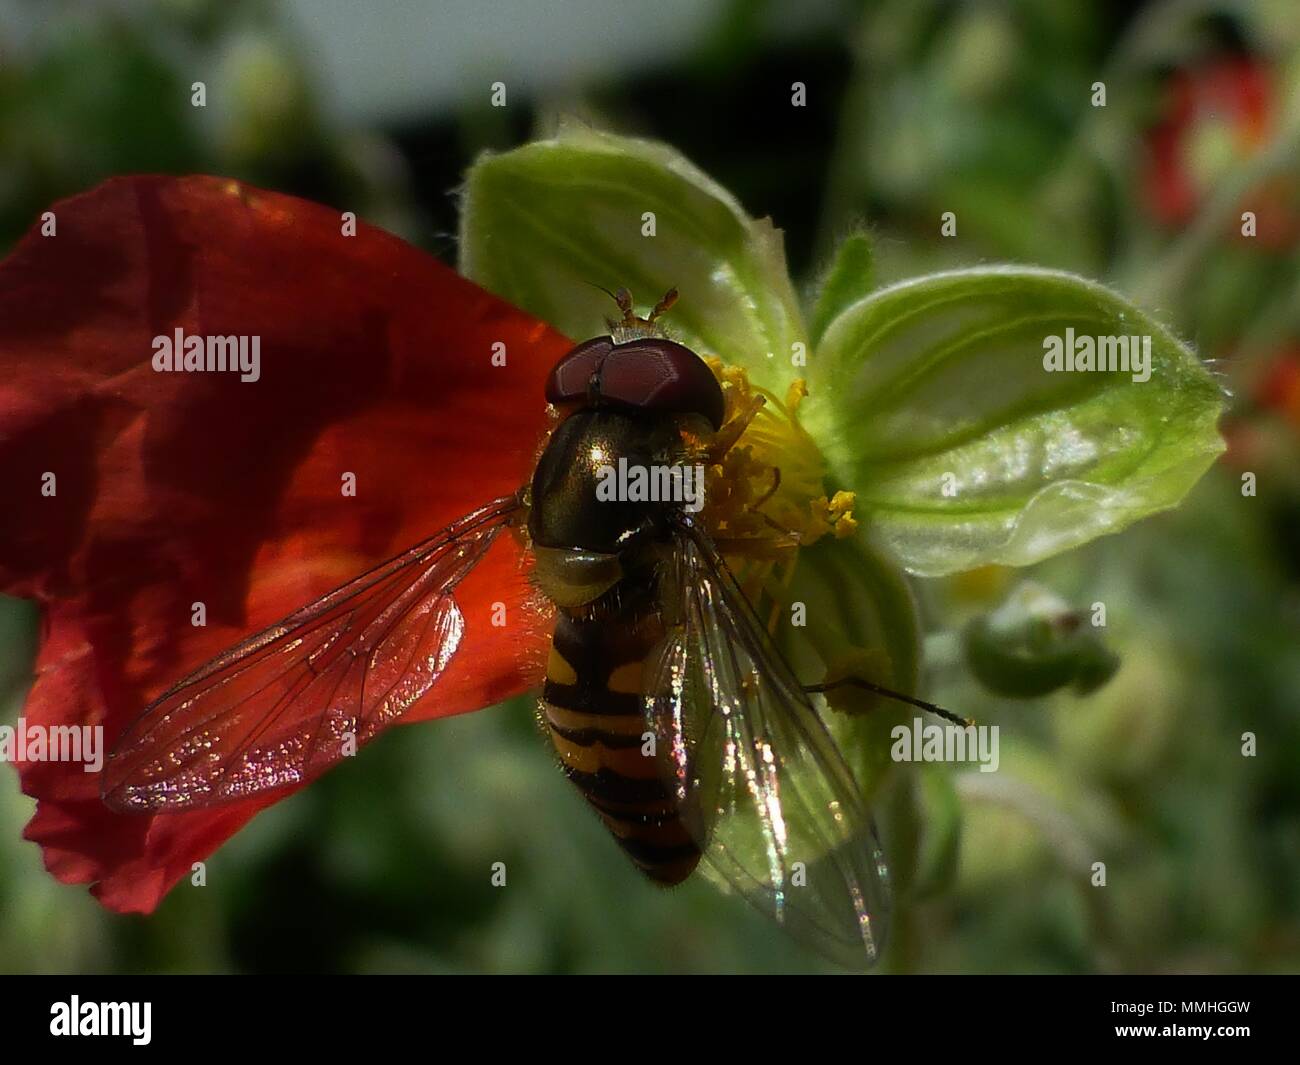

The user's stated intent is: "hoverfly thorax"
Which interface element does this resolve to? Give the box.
[528,323,725,610]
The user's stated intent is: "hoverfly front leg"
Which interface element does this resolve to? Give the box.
[706,393,765,464]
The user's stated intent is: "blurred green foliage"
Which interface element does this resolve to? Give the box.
[1,0,1298,973]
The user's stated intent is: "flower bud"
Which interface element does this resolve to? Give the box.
[963,582,1120,698]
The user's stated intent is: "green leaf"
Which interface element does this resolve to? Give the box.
[770,532,920,800]
[810,231,874,347]
[459,120,806,392]
[803,267,1226,576]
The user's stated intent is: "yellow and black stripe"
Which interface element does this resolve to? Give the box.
[540,583,701,885]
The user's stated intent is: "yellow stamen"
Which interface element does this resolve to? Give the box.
[690,357,856,616]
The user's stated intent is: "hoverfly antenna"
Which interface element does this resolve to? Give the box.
[583,280,618,302]
[583,281,636,329]
[584,282,679,332]
[648,287,679,323]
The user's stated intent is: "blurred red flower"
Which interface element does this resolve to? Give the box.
[1256,347,1300,426]
[1144,55,1297,245]
[0,176,571,912]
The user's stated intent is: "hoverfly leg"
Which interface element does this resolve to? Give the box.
[752,466,782,510]
[706,393,765,463]
[708,533,799,561]
[803,676,972,728]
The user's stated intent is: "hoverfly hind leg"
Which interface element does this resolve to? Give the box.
[803,676,972,728]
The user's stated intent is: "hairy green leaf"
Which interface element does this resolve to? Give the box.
[459,121,806,391]
[810,231,874,347]
[803,267,1226,576]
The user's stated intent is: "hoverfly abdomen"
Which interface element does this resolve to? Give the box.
[539,573,701,886]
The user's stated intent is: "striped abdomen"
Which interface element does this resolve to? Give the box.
[540,583,701,885]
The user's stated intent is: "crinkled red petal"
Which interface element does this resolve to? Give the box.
[0,176,570,912]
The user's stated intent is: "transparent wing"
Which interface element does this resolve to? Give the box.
[102,495,521,812]
[647,520,891,967]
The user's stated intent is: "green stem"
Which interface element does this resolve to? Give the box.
[882,769,924,974]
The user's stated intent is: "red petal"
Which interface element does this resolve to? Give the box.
[0,176,570,912]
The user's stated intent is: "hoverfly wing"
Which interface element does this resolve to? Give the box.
[646,520,891,967]
[102,495,522,812]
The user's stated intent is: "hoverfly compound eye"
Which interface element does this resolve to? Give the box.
[544,336,614,407]
[544,336,725,430]
[600,339,725,429]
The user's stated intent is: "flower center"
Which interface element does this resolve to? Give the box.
[689,357,855,600]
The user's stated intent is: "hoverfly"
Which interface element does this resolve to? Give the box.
[101,288,958,967]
